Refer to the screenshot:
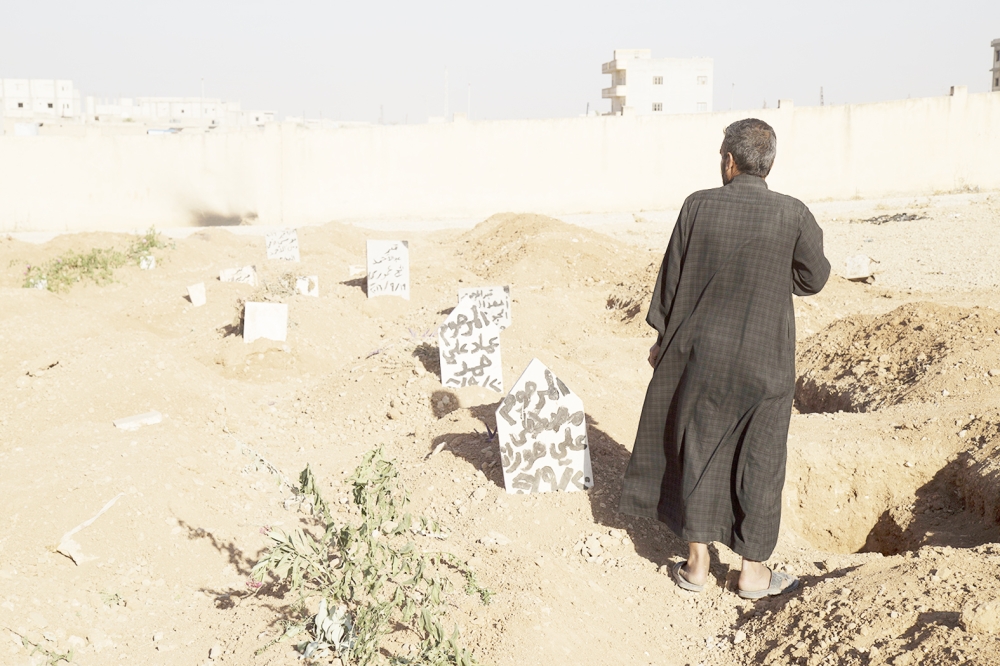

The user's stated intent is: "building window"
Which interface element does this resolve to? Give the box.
[17,102,23,108]
[652,103,663,112]
[697,102,707,112]
[47,103,53,108]
[697,76,708,85]
[996,50,999,61]
[653,76,663,85]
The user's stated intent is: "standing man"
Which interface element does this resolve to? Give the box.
[619,119,829,598]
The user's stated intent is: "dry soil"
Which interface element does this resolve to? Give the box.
[3,191,1000,666]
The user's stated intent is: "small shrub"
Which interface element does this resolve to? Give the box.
[125,227,170,262]
[251,449,491,665]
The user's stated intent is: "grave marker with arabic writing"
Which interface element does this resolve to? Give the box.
[495,358,592,494]
[220,266,257,286]
[458,286,511,330]
[366,240,410,299]
[266,229,301,261]
[438,299,503,393]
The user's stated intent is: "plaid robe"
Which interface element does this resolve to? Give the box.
[619,174,830,561]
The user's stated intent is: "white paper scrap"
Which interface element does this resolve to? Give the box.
[113,411,163,431]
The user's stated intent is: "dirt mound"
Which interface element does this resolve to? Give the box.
[456,212,627,286]
[735,545,1000,665]
[795,302,1000,413]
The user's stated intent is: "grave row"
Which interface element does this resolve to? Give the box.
[184,230,591,495]
[430,270,590,495]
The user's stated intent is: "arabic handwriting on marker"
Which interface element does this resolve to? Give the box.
[498,395,517,425]
[508,429,527,447]
[520,441,547,471]
[505,451,523,474]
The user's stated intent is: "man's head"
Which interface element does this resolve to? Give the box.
[720,118,777,184]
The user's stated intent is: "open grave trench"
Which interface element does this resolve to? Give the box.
[787,301,1000,556]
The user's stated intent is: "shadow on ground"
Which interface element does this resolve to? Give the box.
[861,456,1000,555]
[431,403,695,581]
[341,276,368,295]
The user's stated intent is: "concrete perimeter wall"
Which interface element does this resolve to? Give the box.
[1,89,999,232]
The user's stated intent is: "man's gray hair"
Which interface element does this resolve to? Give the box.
[722,118,777,177]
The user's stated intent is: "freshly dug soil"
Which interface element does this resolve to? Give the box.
[4,192,1000,665]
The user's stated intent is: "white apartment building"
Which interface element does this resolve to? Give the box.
[1,79,81,119]
[0,77,273,128]
[602,49,712,116]
[992,39,1000,92]
[87,96,274,126]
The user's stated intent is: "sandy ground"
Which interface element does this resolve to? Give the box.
[3,190,1000,666]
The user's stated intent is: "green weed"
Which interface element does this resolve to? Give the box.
[23,228,171,292]
[4,628,74,665]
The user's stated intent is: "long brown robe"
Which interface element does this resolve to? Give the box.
[619,174,830,561]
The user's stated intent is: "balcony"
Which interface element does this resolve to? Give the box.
[602,85,626,99]
[601,61,620,74]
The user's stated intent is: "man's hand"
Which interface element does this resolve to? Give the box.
[648,343,660,368]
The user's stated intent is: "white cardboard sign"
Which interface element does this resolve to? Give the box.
[366,240,410,299]
[266,229,300,261]
[187,282,206,307]
[495,359,592,494]
[296,275,319,297]
[220,266,257,286]
[458,286,511,330]
[243,302,288,343]
[438,300,503,393]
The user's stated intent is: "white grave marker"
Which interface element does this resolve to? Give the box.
[496,358,593,494]
[220,266,257,286]
[845,254,875,281]
[366,240,410,299]
[187,282,206,307]
[265,229,300,261]
[458,286,511,330]
[296,275,319,297]
[139,255,156,270]
[243,302,288,343]
[438,300,503,393]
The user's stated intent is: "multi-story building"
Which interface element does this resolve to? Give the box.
[602,49,712,116]
[1,79,81,119]
[86,96,274,126]
[992,39,1000,92]
[0,77,274,129]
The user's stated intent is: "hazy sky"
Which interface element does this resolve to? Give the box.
[3,1,998,122]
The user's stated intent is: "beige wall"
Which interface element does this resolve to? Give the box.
[1,89,998,232]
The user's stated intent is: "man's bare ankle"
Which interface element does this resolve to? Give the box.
[739,561,772,590]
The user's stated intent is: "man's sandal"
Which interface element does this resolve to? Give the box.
[671,561,705,593]
[737,569,799,599]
